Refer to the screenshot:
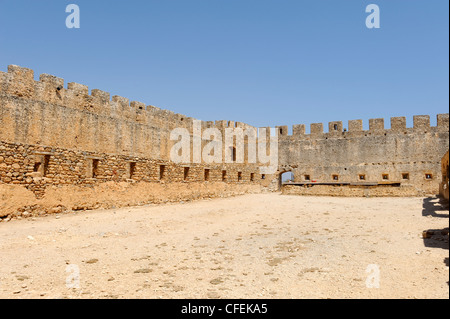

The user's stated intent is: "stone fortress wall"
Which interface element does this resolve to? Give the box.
[0,64,449,202]
[0,65,264,199]
[276,113,449,196]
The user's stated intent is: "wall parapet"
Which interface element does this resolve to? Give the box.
[0,65,257,148]
[1,65,259,132]
[282,113,449,140]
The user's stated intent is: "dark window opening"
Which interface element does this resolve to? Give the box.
[250,173,255,182]
[129,162,136,179]
[334,124,338,131]
[222,170,227,181]
[402,173,410,180]
[425,174,433,180]
[184,167,190,181]
[333,175,339,181]
[33,162,41,173]
[204,169,210,181]
[92,159,99,178]
[238,172,242,181]
[304,175,311,181]
[359,174,366,180]
[159,165,166,180]
[43,155,50,176]
[382,174,389,180]
[261,174,266,180]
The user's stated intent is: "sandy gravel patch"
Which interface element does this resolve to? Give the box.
[0,194,448,299]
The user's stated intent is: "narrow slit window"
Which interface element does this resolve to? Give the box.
[92,159,99,178]
[204,169,210,181]
[129,162,136,179]
[222,170,227,182]
[238,172,242,181]
[250,173,255,182]
[159,165,166,181]
[43,155,50,177]
[261,174,266,180]
[184,167,190,181]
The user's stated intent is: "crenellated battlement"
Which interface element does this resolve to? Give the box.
[1,65,447,144]
[276,113,449,140]
[0,64,262,164]
[0,65,194,128]
[0,65,448,199]
[0,65,257,133]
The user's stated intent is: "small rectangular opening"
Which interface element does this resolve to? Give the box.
[402,173,410,180]
[43,155,50,176]
[382,174,389,180]
[238,172,242,181]
[204,169,210,181]
[129,162,136,179]
[33,162,41,173]
[184,167,190,181]
[159,165,166,180]
[34,155,50,176]
[359,174,366,181]
[261,174,266,180]
[332,175,339,181]
[425,174,433,180]
[92,159,99,178]
[250,173,255,182]
[222,170,227,182]
[304,175,311,181]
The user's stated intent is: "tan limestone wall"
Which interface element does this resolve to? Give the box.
[281,184,426,197]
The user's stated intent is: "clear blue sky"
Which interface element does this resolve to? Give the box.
[0,0,448,131]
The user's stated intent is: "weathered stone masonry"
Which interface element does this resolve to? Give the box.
[0,65,264,198]
[0,64,449,200]
[275,114,449,195]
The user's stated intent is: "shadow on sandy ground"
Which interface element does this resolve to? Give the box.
[422,197,449,285]
[422,197,449,219]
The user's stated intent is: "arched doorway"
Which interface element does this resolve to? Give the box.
[281,171,294,183]
[279,171,295,190]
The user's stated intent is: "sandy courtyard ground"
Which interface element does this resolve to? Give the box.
[0,193,448,299]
